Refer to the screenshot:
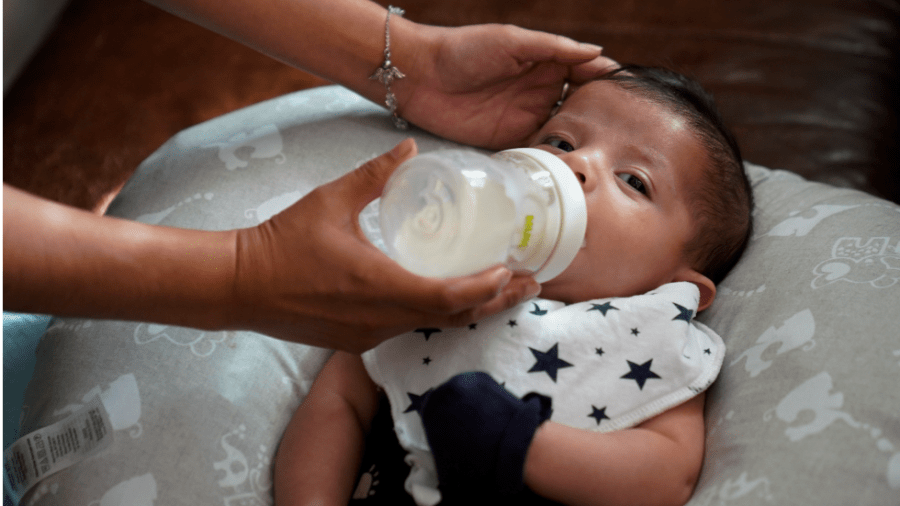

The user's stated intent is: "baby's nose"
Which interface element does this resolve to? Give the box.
[561,154,596,192]
[574,169,587,185]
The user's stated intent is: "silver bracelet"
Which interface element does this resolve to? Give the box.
[370,6,409,130]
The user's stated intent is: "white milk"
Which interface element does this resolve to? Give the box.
[391,175,516,278]
[379,149,586,282]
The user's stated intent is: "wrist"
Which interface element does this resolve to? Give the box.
[496,392,552,495]
[228,224,273,334]
[368,13,437,125]
[206,229,241,331]
[522,420,553,493]
[422,373,551,499]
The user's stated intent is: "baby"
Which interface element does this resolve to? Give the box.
[274,65,754,506]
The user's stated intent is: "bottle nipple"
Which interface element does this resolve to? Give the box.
[413,179,450,238]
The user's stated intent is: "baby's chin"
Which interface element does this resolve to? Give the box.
[539,276,646,304]
[538,279,590,304]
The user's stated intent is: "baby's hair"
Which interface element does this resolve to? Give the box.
[596,65,754,285]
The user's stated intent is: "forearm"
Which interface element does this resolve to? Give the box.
[145,0,613,150]
[524,396,706,506]
[144,0,426,106]
[275,352,380,505]
[275,392,370,505]
[3,184,236,329]
[525,425,699,506]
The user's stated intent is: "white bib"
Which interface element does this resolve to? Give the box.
[362,282,725,505]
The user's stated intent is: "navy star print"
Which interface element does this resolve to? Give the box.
[588,405,610,426]
[415,328,442,340]
[404,389,433,414]
[672,303,694,322]
[530,303,548,316]
[621,359,661,390]
[588,302,618,316]
[528,343,573,382]
[371,283,722,463]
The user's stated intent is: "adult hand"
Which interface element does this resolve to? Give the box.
[146,0,616,150]
[397,23,619,149]
[232,139,542,353]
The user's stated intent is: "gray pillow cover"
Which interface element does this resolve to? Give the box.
[13,85,900,505]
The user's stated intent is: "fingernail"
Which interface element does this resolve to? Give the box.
[391,138,416,159]
[496,268,514,290]
[524,281,542,300]
[582,43,603,52]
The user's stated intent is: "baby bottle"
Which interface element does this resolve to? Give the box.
[378,148,587,282]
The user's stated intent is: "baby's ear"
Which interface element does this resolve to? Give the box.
[674,268,716,312]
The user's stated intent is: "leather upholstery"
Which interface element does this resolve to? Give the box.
[398,0,900,203]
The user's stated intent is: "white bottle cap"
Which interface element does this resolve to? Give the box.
[496,148,587,283]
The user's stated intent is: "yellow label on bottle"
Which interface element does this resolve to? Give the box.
[518,215,534,249]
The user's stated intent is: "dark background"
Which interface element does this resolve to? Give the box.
[5,0,898,212]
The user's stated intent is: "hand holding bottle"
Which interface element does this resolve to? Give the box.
[232,139,543,352]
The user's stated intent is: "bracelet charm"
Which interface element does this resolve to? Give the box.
[370,6,409,130]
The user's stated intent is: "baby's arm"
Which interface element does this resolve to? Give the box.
[525,393,707,506]
[274,351,380,506]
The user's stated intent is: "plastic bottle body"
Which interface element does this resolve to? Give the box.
[379,148,586,282]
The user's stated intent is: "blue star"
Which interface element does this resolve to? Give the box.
[528,343,573,382]
[595,347,605,357]
[422,356,432,365]
[403,389,433,414]
[631,328,640,336]
[704,348,711,355]
[415,328,442,340]
[468,323,478,330]
[672,303,694,322]
[508,320,518,328]
[588,302,618,316]
[530,303,548,316]
[621,359,661,390]
[588,405,610,426]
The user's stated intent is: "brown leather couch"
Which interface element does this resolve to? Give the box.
[397,0,900,205]
[6,0,897,208]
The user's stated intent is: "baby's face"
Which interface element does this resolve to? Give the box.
[529,80,708,303]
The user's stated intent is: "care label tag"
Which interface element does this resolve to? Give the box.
[4,396,113,503]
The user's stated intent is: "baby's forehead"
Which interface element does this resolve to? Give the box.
[566,80,713,182]
[565,79,627,103]
[559,80,696,142]
[564,78,667,113]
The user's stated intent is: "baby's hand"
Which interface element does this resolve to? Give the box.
[421,372,551,500]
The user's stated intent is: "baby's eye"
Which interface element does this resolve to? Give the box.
[617,173,647,195]
[546,138,575,152]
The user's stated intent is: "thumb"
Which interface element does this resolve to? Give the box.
[344,138,418,208]
[568,55,620,83]
[504,27,603,63]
